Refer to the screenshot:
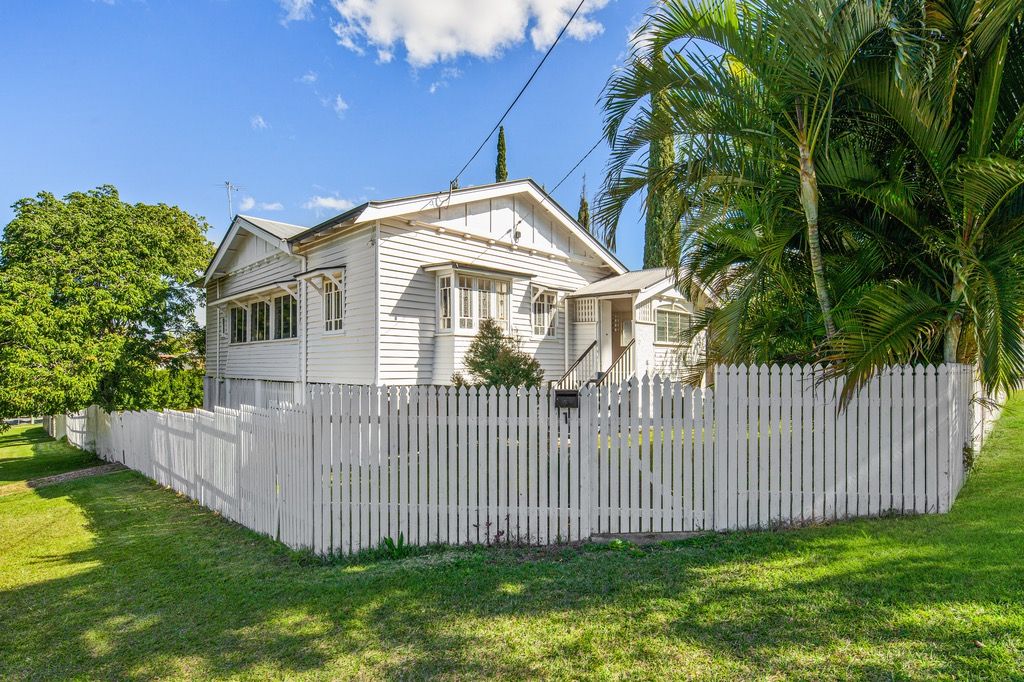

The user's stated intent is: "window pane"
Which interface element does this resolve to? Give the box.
[230,306,248,344]
[273,295,297,340]
[496,281,508,322]
[438,275,451,330]
[478,278,493,320]
[458,275,473,328]
[324,275,344,332]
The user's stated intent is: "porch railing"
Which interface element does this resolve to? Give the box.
[596,339,635,387]
[554,341,599,390]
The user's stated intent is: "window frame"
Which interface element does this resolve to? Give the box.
[249,300,271,342]
[532,286,558,337]
[229,305,249,344]
[273,293,298,340]
[436,271,511,335]
[655,306,689,344]
[322,273,345,334]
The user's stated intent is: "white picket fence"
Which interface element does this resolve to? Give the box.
[52,364,995,556]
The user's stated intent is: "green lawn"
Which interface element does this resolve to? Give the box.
[0,425,99,485]
[1,403,1022,680]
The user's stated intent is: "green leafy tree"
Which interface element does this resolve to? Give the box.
[600,0,901,337]
[452,318,544,388]
[495,126,508,182]
[577,177,591,232]
[0,185,214,421]
[598,0,1024,396]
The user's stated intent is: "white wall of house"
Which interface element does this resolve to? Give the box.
[376,193,614,384]
[205,232,303,384]
[302,225,377,385]
[204,187,625,395]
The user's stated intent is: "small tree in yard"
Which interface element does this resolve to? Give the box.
[452,318,544,388]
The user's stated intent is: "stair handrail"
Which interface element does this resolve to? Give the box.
[553,340,599,391]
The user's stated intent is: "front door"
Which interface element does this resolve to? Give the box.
[611,311,626,359]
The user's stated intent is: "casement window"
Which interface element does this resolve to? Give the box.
[532,287,557,336]
[249,301,271,341]
[323,275,345,332]
[273,294,298,340]
[229,306,248,344]
[437,274,510,332]
[655,308,688,343]
[494,281,509,323]
[478,278,494,320]
[438,275,453,330]
[458,275,474,329]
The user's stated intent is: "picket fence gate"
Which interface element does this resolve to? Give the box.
[54,364,989,556]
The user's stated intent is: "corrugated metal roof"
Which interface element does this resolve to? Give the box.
[567,268,675,298]
[238,215,306,240]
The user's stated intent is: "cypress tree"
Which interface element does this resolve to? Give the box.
[643,49,679,268]
[577,176,591,232]
[495,126,508,182]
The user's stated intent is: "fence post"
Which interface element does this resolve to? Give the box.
[579,385,593,540]
[713,365,728,531]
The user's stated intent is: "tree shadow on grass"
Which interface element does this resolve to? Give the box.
[1,403,1023,679]
[0,426,99,485]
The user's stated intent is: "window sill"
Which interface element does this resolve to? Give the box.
[228,337,299,347]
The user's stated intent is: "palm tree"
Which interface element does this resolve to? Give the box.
[818,0,1024,391]
[600,0,1024,395]
[599,0,901,338]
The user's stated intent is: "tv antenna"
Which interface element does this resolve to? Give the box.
[220,181,244,222]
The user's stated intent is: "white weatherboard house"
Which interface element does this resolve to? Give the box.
[202,179,706,409]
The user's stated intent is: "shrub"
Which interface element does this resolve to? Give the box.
[452,318,545,388]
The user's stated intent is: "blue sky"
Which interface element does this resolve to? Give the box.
[0,0,649,268]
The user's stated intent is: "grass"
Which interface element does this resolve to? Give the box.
[0,426,99,485]
[1,403,1023,680]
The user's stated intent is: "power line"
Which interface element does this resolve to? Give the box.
[550,137,603,194]
[450,0,588,187]
[546,1,721,201]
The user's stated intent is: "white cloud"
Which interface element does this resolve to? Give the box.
[298,70,318,84]
[328,0,610,67]
[428,66,462,94]
[303,195,356,211]
[279,0,314,24]
[332,94,349,116]
[250,114,269,130]
[239,196,285,212]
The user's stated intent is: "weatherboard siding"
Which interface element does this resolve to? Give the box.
[205,236,302,382]
[302,225,376,385]
[377,217,612,384]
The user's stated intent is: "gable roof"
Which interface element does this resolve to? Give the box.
[203,215,302,283]
[203,179,627,284]
[289,179,627,274]
[238,214,305,240]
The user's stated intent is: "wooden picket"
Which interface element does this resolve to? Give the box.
[62,364,985,556]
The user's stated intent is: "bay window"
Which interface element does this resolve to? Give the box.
[436,273,511,332]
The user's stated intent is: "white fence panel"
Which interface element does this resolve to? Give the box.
[55,363,989,555]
